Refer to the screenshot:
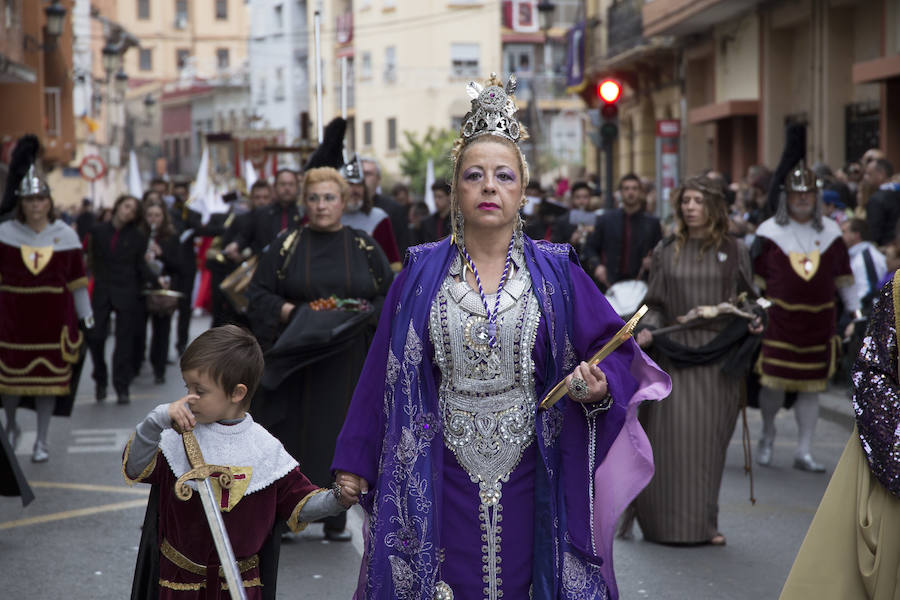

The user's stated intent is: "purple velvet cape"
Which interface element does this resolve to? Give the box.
[332,237,671,599]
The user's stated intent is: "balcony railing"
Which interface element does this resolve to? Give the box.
[607,0,646,58]
[515,73,572,102]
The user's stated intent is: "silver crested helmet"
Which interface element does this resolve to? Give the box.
[17,163,50,198]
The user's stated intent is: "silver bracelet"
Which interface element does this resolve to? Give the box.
[581,392,612,418]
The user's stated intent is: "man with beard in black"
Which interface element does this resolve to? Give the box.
[230,169,302,256]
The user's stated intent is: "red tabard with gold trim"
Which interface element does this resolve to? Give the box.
[753,235,852,391]
[0,239,85,396]
[127,451,320,599]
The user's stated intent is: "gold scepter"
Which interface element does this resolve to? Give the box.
[539,304,648,411]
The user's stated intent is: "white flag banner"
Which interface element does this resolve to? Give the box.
[127,151,143,198]
[244,159,258,191]
[424,158,436,213]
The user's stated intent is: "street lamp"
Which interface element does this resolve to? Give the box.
[102,43,122,77]
[44,1,68,38]
[537,1,556,34]
[115,69,129,96]
[22,0,68,52]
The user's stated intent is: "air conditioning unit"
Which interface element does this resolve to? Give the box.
[174,16,187,29]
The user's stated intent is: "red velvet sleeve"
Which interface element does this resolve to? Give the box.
[276,467,326,532]
[372,218,401,265]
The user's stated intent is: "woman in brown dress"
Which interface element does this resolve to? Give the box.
[632,176,764,545]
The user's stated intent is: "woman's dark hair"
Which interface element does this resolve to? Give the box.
[671,175,730,259]
[140,198,176,240]
[112,194,142,228]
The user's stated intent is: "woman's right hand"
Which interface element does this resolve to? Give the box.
[335,470,369,506]
[280,302,296,323]
[636,329,653,348]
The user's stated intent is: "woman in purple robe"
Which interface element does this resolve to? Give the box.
[332,74,670,600]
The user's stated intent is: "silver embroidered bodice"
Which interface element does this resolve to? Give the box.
[428,249,540,600]
[429,250,540,500]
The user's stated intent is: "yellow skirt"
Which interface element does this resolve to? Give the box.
[779,427,900,600]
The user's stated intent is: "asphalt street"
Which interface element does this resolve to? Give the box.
[0,315,856,599]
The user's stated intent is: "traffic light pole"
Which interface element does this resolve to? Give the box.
[604,138,614,209]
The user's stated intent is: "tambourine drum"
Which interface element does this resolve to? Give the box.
[142,289,184,315]
[604,279,648,318]
[219,255,258,315]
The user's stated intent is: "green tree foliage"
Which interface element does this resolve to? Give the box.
[399,127,456,198]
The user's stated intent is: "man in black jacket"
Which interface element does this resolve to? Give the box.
[583,173,662,290]
[362,157,408,254]
[418,179,452,244]
[863,159,900,247]
[230,169,302,256]
[168,181,205,355]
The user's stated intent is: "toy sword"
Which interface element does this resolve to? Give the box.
[539,305,648,411]
[174,430,248,600]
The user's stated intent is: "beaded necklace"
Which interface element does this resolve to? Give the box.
[460,234,515,348]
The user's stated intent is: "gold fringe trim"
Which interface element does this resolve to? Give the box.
[0,373,69,384]
[122,434,158,486]
[753,275,767,291]
[222,577,262,590]
[0,384,69,395]
[60,326,83,363]
[0,284,63,294]
[758,374,828,393]
[287,488,328,533]
[835,274,855,288]
[159,579,205,591]
[66,276,89,291]
[218,554,259,577]
[761,357,827,370]
[161,539,206,575]
[0,340,59,351]
[0,355,70,375]
[762,339,827,354]
[766,296,835,313]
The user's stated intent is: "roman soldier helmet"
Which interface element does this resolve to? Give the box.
[340,154,364,184]
[1,134,49,217]
[784,161,818,193]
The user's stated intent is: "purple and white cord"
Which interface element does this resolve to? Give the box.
[461,235,515,348]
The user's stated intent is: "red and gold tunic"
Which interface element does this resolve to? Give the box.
[123,416,325,599]
[753,217,855,392]
[0,220,87,397]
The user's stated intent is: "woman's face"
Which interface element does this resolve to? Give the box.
[144,205,164,229]
[21,195,51,223]
[680,189,709,231]
[305,180,345,232]
[456,139,523,234]
[115,198,138,224]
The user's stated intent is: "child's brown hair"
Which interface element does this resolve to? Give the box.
[180,325,264,408]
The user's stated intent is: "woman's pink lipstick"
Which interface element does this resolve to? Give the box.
[478,202,500,210]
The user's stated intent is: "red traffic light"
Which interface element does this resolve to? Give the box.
[597,79,621,104]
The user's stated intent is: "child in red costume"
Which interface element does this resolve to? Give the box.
[123,325,361,598]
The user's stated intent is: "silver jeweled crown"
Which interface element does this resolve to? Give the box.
[460,73,520,144]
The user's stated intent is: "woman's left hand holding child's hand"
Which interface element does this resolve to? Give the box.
[168,395,198,433]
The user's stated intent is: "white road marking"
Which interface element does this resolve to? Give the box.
[67,428,132,454]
